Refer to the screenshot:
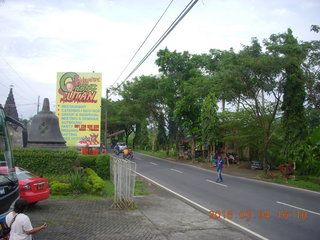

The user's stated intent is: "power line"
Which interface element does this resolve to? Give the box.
[4,103,38,107]
[111,0,199,97]
[0,79,34,102]
[0,56,41,96]
[111,0,174,88]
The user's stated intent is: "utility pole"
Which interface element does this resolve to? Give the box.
[37,96,40,113]
[104,89,109,149]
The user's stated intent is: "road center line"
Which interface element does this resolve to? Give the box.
[135,171,268,240]
[206,179,228,187]
[170,168,182,173]
[276,201,320,216]
[150,162,158,165]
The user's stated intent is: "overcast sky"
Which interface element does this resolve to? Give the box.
[0,0,319,119]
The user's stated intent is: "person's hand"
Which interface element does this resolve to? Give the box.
[42,223,48,229]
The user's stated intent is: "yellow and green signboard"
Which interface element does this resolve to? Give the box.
[56,72,102,147]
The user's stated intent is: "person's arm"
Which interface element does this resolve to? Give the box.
[25,223,47,235]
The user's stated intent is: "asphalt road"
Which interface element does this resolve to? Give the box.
[132,152,320,240]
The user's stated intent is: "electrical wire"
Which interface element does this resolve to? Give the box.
[0,56,41,96]
[3,103,38,107]
[111,0,175,88]
[0,78,34,102]
[110,0,199,97]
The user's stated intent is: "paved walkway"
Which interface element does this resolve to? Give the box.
[27,181,252,240]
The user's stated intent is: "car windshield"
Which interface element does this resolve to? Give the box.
[15,167,37,180]
[118,143,126,146]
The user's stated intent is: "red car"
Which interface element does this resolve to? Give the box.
[0,166,50,204]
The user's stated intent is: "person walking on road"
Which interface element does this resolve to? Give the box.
[215,154,224,183]
[5,199,47,240]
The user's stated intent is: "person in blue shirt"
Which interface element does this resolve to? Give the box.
[215,154,224,183]
[211,151,218,167]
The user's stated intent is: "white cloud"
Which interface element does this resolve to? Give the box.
[272,8,292,16]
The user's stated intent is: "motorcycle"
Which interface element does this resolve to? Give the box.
[123,148,133,160]
[114,147,120,155]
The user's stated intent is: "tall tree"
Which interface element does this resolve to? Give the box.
[156,48,208,156]
[304,26,320,129]
[201,92,219,157]
[214,38,283,172]
[266,29,308,161]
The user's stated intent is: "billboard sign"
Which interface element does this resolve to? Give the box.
[56,72,102,147]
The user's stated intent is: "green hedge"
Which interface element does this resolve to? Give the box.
[50,168,106,195]
[13,148,110,180]
[77,155,97,171]
[50,182,72,195]
[95,155,110,180]
[13,148,78,176]
[78,154,110,179]
[85,168,106,194]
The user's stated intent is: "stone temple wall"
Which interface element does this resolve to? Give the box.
[8,124,24,148]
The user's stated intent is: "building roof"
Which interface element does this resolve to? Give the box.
[4,88,18,120]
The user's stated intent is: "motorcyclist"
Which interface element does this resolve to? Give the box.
[114,143,120,155]
[123,147,133,160]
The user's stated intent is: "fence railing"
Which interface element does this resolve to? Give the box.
[110,156,136,209]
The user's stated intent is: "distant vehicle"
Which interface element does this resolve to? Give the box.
[0,167,50,205]
[251,161,263,170]
[123,148,133,160]
[115,142,127,152]
[251,160,270,170]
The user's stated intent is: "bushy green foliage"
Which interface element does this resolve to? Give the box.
[50,168,107,196]
[13,148,78,176]
[84,168,106,194]
[78,155,97,171]
[78,154,110,179]
[50,182,72,195]
[95,154,110,179]
[69,171,84,194]
[294,126,320,176]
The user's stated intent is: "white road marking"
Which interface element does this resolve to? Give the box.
[206,179,228,187]
[150,162,158,165]
[170,168,182,173]
[135,171,269,240]
[276,201,320,216]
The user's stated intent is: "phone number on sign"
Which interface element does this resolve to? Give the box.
[209,210,308,220]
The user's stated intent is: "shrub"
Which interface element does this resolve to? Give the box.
[79,154,110,179]
[84,168,106,194]
[95,155,110,180]
[45,174,69,184]
[50,182,72,195]
[13,148,78,176]
[69,171,84,194]
[78,155,97,171]
[82,182,92,192]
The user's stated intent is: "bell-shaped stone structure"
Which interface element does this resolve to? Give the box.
[28,98,66,148]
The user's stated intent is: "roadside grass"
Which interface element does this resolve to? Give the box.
[257,174,320,192]
[135,149,176,159]
[135,149,209,163]
[49,194,105,200]
[134,180,149,196]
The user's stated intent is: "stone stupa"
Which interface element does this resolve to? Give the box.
[28,98,66,149]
